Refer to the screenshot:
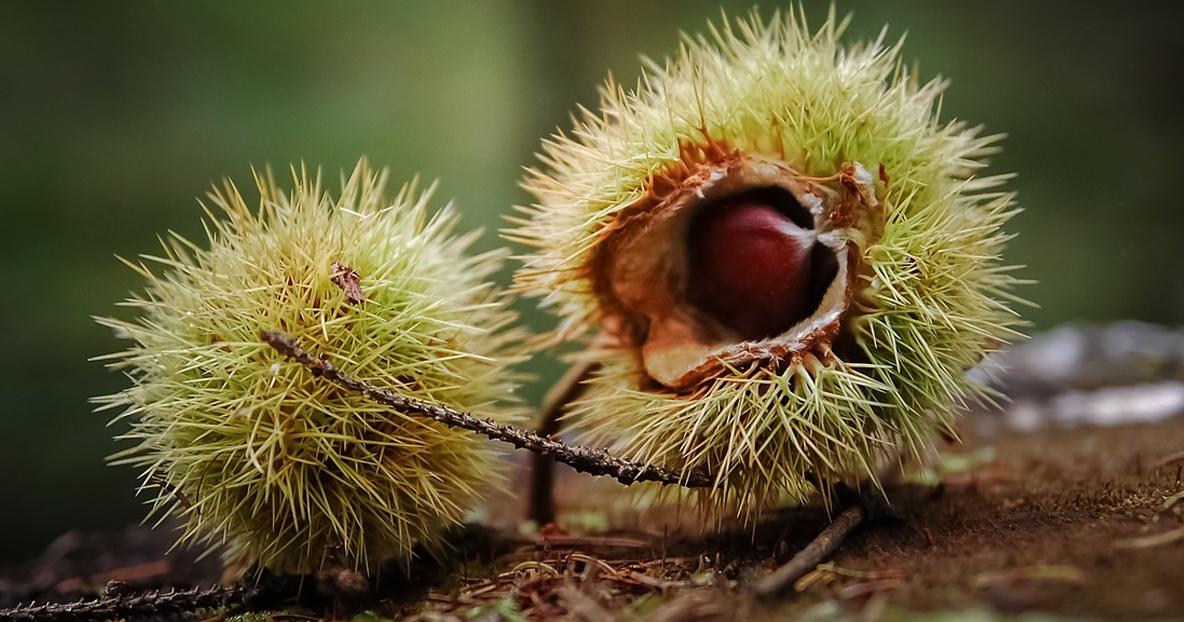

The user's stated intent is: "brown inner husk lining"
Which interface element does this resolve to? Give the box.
[584,138,884,392]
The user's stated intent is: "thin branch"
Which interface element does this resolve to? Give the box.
[1151,449,1184,469]
[260,330,713,488]
[529,358,599,524]
[752,505,866,599]
[0,584,250,622]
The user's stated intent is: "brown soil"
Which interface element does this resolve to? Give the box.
[812,417,1184,619]
[3,413,1182,621]
[496,414,1184,620]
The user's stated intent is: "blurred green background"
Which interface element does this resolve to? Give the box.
[1,1,1181,562]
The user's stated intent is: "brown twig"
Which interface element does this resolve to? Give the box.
[752,505,866,599]
[1112,526,1184,549]
[529,359,599,525]
[0,584,250,622]
[1151,449,1184,469]
[261,330,713,488]
[643,590,724,622]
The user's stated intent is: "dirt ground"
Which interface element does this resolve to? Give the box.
[494,412,1184,621]
[3,410,1182,621]
[800,416,1184,619]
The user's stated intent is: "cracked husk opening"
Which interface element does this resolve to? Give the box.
[588,141,885,391]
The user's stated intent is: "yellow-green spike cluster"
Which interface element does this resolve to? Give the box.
[508,9,1026,517]
[95,160,523,574]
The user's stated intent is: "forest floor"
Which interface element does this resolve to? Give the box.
[2,407,1182,621]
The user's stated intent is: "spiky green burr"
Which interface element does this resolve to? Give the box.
[507,9,1025,517]
[95,161,523,574]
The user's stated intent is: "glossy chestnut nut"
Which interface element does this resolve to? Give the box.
[687,191,821,340]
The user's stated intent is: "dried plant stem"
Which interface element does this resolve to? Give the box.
[261,331,712,488]
[752,505,866,598]
[266,328,868,600]
[0,584,249,622]
[528,358,599,524]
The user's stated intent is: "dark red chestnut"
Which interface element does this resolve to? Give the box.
[687,198,818,340]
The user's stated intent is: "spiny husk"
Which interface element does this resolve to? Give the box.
[507,8,1026,517]
[95,160,524,574]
